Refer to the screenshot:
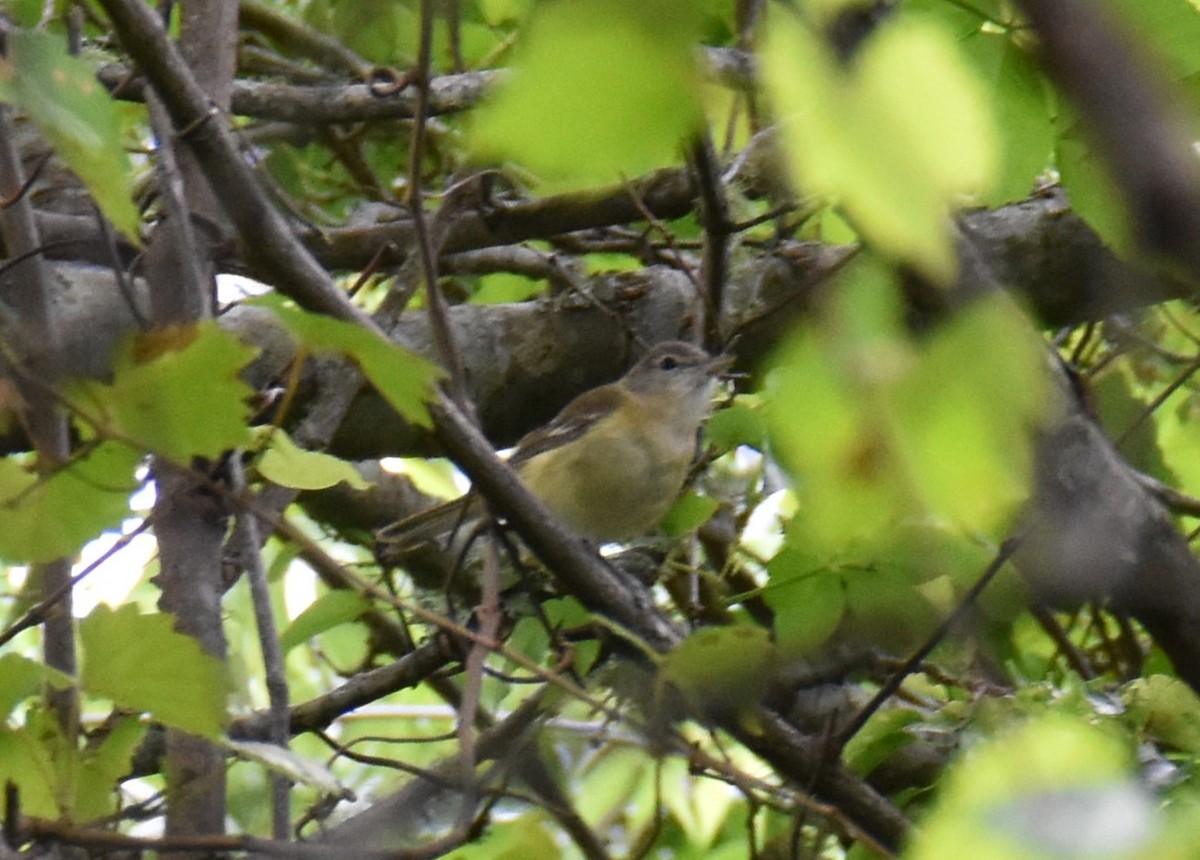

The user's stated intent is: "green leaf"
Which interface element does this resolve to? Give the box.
[767,258,1047,551]
[479,0,531,27]
[470,273,545,304]
[542,597,599,674]
[1089,365,1170,478]
[5,0,43,28]
[660,754,738,850]
[1056,124,1134,255]
[766,260,914,548]
[0,441,139,563]
[0,709,145,822]
[259,296,442,428]
[0,721,63,818]
[440,813,559,859]
[382,457,463,500]
[1106,0,1200,81]
[0,653,72,720]
[660,624,775,715]
[1124,675,1200,756]
[279,590,371,654]
[330,0,405,65]
[659,492,719,536]
[254,427,370,491]
[704,398,767,452]
[80,604,226,738]
[74,718,146,822]
[765,547,847,655]
[469,0,704,186]
[70,323,257,461]
[843,707,922,777]
[0,31,141,242]
[965,34,1055,205]
[887,295,1049,530]
[762,14,997,280]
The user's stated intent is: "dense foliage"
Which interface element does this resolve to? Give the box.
[4,0,1200,857]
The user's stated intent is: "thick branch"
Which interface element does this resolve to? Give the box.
[1017,0,1200,282]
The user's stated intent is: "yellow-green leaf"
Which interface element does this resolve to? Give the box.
[887,296,1048,529]
[0,653,72,719]
[470,0,703,186]
[909,716,1158,860]
[659,491,719,536]
[80,604,226,738]
[660,624,775,715]
[260,297,442,428]
[70,323,257,461]
[255,427,370,491]
[0,442,139,563]
[279,590,371,653]
[766,547,848,655]
[767,259,1046,551]
[762,14,997,280]
[0,31,140,243]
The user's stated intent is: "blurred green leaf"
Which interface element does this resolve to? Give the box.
[909,716,1158,860]
[1124,675,1200,755]
[479,0,531,27]
[705,398,767,451]
[887,295,1048,529]
[660,624,774,715]
[1056,124,1134,255]
[762,14,997,280]
[0,717,65,818]
[470,0,703,185]
[440,813,559,859]
[768,258,1046,551]
[766,547,847,655]
[660,753,738,850]
[660,491,719,536]
[383,456,463,500]
[966,34,1055,204]
[74,718,146,822]
[0,31,140,242]
[766,260,914,548]
[542,597,599,674]
[331,0,405,65]
[0,442,139,563]
[1106,0,1200,81]
[80,604,226,738]
[1090,365,1171,478]
[843,707,922,777]
[6,0,44,28]
[574,746,654,830]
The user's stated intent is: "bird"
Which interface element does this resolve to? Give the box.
[378,340,733,548]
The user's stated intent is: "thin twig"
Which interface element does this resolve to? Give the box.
[690,134,732,346]
[407,0,468,409]
[0,518,154,649]
[229,458,291,839]
[833,535,1024,750]
[1115,351,1200,450]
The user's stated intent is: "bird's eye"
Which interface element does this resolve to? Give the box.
[659,356,679,371]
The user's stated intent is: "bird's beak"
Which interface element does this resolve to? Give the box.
[709,351,737,378]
